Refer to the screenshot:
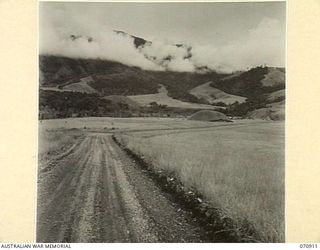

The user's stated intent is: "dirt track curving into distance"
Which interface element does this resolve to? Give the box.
[37,133,207,243]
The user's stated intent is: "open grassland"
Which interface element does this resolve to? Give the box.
[39,117,284,241]
[38,127,84,162]
[39,117,244,159]
[40,117,261,132]
[118,122,284,242]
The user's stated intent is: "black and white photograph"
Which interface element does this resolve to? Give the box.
[37,1,286,243]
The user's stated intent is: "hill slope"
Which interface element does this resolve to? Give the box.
[261,68,285,87]
[39,56,160,95]
[189,82,246,105]
[39,55,223,103]
[210,66,285,98]
[129,85,219,110]
[39,55,285,119]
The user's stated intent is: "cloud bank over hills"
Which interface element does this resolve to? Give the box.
[40,3,285,73]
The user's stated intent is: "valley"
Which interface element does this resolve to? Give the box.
[37,22,286,243]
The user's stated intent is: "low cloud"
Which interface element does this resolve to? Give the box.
[191,18,286,73]
[139,40,195,72]
[40,25,163,71]
[40,4,285,73]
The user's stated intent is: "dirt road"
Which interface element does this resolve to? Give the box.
[37,133,207,242]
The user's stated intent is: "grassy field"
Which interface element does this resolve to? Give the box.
[118,121,284,242]
[40,117,260,132]
[38,127,84,162]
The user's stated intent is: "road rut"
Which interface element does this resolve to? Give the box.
[37,133,206,242]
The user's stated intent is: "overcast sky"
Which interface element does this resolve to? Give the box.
[40,1,286,72]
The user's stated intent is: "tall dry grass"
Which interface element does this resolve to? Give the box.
[38,127,83,160]
[120,123,284,242]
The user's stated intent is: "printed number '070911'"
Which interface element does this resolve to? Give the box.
[300,244,318,248]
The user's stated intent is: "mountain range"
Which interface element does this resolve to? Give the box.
[39,31,285,120]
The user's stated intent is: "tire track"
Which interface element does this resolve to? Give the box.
[37,136,96,242]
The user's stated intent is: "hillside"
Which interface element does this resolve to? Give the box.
[39,55,223,103]
[103,95,141,110]
[61,76,97,93]
[246,100,285,121]
[209,66,285,118]
[129,85,219,110]
[189,81,246,105]
[39,55,285,120]
[210,66,285,98]
[39,56,160,95]
[39,31,285,117]
[266,89,285,102]
[41,76,98,94]
[261,68,285,87]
